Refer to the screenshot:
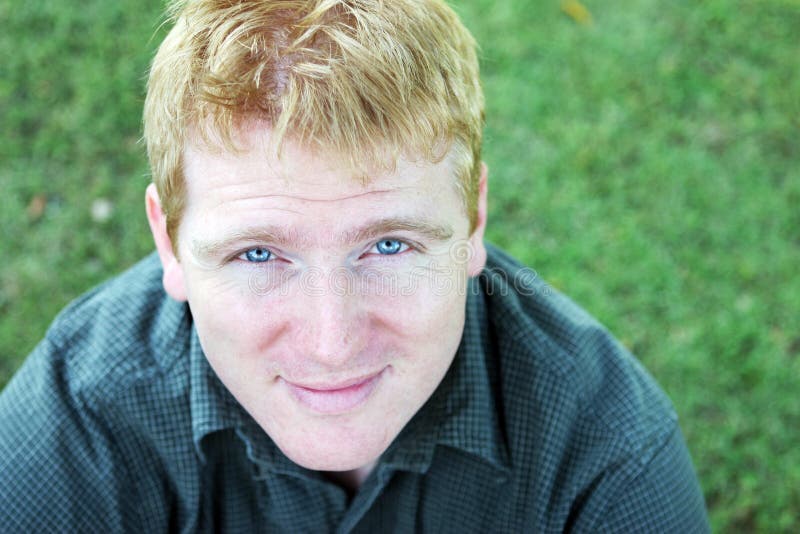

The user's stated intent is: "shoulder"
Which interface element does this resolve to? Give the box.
[0,253,190,530]
[0,249,193,411]
[479,245,707,529]
[40,252,190,401]
[0,255,191,531]
[481,244,676,445]
[0,252,193,437]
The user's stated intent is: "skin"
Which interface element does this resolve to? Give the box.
[146,127,488,489]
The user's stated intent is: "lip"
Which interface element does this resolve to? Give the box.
[283,368,387,414]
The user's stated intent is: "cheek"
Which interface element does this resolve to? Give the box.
[375,289,465,414]
[368,280,467,379]
[373,263,469,337]
[186,271,287,363]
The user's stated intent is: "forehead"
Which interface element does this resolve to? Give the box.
[178,128,470,250]
[182,127,462,206]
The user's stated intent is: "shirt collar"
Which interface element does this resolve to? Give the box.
[187,276,510,475]
[189,322,244,463]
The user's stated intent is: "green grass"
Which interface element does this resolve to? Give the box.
[1,0,798,530]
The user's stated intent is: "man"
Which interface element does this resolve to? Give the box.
[0,0,709,531]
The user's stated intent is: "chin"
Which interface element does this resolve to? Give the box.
[292,454,376,473]
[268,411,395,472]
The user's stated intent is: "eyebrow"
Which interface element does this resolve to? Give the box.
[344,217,454,248]
[191,216,454,260]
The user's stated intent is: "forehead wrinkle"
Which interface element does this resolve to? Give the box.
[291,188,397,202]
[208,188,401,204]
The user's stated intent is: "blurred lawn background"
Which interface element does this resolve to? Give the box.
[1,0,798,530]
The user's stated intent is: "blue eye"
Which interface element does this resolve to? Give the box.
[374,239,406,255]
[242,248,273,263]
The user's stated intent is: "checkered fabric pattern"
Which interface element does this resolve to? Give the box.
[0,245,709,532]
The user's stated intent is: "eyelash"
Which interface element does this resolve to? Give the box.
[234,238,417,265]
[367,238,411,257]
[231,247,278,265]
[240,248,273,263]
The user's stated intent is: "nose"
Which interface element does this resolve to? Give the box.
[296,267,367,368]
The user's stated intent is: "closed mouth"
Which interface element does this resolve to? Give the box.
[282,368,387,414]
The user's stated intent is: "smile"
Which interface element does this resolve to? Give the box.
[283,368,387,415]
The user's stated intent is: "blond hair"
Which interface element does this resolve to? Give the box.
[144,0,484,245]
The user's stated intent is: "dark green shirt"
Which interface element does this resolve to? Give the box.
[0,246,709,532]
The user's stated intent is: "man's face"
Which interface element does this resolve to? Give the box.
[148,128,486,473]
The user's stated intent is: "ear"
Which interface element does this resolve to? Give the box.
[145,183,188,302]
[467,162,488,277]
